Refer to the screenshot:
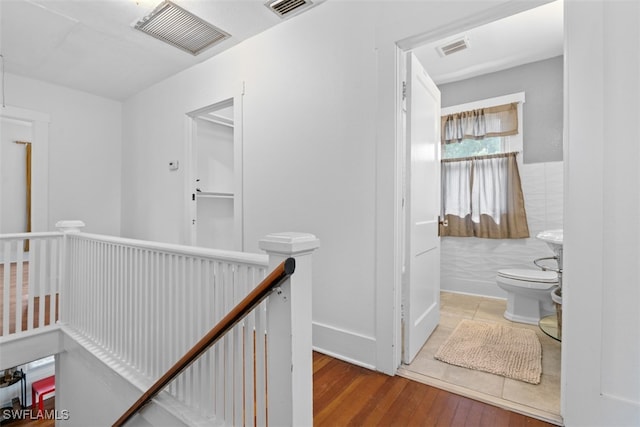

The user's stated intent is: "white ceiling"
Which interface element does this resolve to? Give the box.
[0,0,563,102]
[413,0,563,85]
[0,0,315,100]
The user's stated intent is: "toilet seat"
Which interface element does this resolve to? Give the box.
[497,269,558,290]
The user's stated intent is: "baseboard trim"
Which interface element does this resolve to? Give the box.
[442,279,507,299]
[312,321,376,370]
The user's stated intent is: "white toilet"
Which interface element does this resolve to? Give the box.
[496,269,559,324]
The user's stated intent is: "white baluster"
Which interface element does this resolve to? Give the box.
[3,241,11,336]
[49,238,58,327]
[26,240,36,331]
[255,298,267,425]
[15,240,24,333]
[38,238,45,329]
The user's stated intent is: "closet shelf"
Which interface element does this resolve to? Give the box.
[196,191,234,199]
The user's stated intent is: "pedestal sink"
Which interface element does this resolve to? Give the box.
[536,229,563,256]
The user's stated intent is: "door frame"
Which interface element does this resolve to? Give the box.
[184,86,244,249]
[390,1,553,372]
[0,106,50,233]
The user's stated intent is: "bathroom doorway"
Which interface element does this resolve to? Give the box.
[393,1,564,423]
[186,96,243,251]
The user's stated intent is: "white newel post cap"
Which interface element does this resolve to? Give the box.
[55,220,86,233]
[258,232,320,255]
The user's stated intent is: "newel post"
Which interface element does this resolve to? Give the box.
[259,232,320,427]
[55,220,86,234]
[55,220,85,324]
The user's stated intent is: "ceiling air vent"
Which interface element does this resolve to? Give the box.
[436,36,471,57]
[266,0,314,18]
[134,1,230,55]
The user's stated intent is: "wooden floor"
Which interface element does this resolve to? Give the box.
[313,352,555,426]
[0,398,54,426]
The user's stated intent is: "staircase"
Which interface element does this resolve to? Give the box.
[0,221,319,426]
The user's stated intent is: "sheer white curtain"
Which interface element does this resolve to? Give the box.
[441,152,529,238]
[442,159,473,219]
[471,155,508,224]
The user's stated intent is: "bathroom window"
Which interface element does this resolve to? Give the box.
[442,136,503,159]
[440,93,529,239]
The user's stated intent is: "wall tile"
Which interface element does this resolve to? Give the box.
[544,162,564,196]
[520,163,546,195]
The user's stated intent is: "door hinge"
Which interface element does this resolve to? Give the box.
[402,81,407,100]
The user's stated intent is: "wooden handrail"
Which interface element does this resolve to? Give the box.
[112,257,296,427]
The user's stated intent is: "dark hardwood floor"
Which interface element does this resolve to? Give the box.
[313,352,556,426]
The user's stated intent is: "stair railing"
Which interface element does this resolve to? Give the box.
[113,257,296,427]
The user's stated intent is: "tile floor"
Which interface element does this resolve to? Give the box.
[397,292,563,425]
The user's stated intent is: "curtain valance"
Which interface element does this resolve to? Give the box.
[441,102,518,144]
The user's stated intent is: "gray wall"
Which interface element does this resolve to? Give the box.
[439,55,563,164]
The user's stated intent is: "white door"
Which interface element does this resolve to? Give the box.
[402,53,441,364]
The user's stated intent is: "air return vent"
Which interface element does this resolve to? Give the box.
[266,0,314,18]
[134,1,230,55]
[436,36,471,57]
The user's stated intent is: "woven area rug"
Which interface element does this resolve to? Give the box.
[434,319,542,384]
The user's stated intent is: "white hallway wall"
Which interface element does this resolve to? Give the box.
[4,74,122,235]
[121,0,535,371]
